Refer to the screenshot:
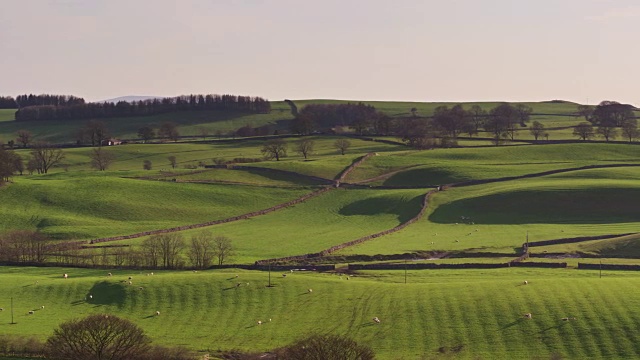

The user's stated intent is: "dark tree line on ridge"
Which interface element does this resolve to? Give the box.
[0,94,85,109]
[289,102,534,147]
[13,94,271,121]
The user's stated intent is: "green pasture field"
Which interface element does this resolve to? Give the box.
[8,136,403,175]
[337,176,640,257]
[345,143,640,185]
[530,234,640,258]
[166,168,328,187]
[0,103,293,144]
[0,109,15,122]
[4,266,640,359]
[107,188,425,263]
[0,173,309,240]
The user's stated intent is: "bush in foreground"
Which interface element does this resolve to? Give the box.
[277,333,375,360]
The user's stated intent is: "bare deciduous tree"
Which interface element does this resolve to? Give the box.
[261,139,287,161]
[529,121,545,141]
[16,129,33,148]
[213,235,233,266]
[189,231,215,269]
[295,139,315,160]
[141,237,161,268]
[155,233,185,269]
[573,122,594,141]
[168,156,177,169]
[334,138,351,155]
[90,148,115,171]
[596,125,617,142]
[46,314,151,360]
[158,122,179,142]
[143,160,152,170]
[30,142,65,174]
[622,119,639,143]
[197,127,209,140]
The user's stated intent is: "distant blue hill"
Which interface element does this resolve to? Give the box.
[99,95,163,103]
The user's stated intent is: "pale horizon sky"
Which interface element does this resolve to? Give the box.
[1,0,639,106]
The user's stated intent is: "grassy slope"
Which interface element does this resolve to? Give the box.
[8,136,403,175]
[115,188,425,263]
[4,267,640,359]
[338,177,640,256]
[346,143,640,186]
[0,109,15,122]
[531,234,640,257]
[0,173,309,240]
[0,103,294,144]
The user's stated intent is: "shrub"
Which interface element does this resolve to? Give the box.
[277,333,375,360]
[46,314,151,360]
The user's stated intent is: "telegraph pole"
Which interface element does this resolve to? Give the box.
[404,260,407,284]
[11,297,15,324]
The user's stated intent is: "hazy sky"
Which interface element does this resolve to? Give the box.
[1,0,639,105]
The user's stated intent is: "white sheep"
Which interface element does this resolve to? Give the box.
[373,317,381,324]
[28,310,34,315]
[523,280,528,285]
[139,287,144,290]
[88,295,93,299]
[308,288,313,293]
[0,308,4,311]
[41,305,45,309]
[282,274,287,278]
[63,273,68,279]
[156,311,160,316]
[257,320,262,325]
[128,276,133,280]
[128,281,132,285]
[524,313,532,319]
[108,272,112,276]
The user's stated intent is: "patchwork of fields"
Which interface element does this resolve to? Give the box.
[2,100,640,359]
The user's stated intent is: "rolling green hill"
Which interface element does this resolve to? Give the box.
[4,267,640,359]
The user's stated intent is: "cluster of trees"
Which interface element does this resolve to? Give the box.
[290,102,381,135]
[574,101,639,142]
[289,102,536,147]
[0,230,233,269]
[0,94,85,109]
[0,142,66,183]
[0,230,50,263]
[15,94,271,121]
[260,138,351,161]
[0,147,24,182]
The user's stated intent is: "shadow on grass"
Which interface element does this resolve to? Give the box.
[501,318,525,329]
[339,194,424,223]
[539,321,569,333]
[79,281,127,308]
[429,189,640,225]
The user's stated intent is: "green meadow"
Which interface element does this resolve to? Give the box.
[4,267,640,359]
